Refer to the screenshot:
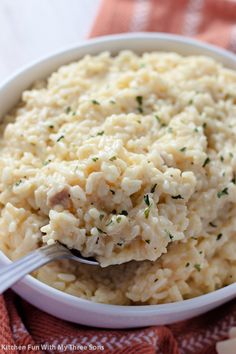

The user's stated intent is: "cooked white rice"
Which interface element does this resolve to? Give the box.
[0,51,235,304]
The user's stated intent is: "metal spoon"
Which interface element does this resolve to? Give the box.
[0,242,98,294]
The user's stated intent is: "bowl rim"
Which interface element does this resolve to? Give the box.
[1,32,236,89]
[1,250,235,314]
[0,32,235,315]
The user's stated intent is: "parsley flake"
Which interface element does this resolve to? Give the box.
[120,210,128,216]
[217,187,228,198]
[97,131,104,136]
[150,184,157,193]
[154,115,160,123]
[231,174,236,184]
[203,157,210,167]
[15,179,23,186]
[180,147,186,152]
[116,216,122,223]
[144,207,151,219]
[56,135,64,142]
[96,227,106,234]
[92,100,100,105]
[217,233,223,241]
[106,220,113,227]
[171,195,184,200]
[144,194,150,206]
[194,264,201,272]
[136,96,143,106]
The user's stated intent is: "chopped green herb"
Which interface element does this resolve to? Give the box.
[145,240,151,244]
[117,241,124,246]
[15,179,23,186]
[99,214,104,221]
[229,152,234,158]
[217,233,223,241]
[96,227,106,234]
[92,157,99,162]
[144,207,151,219]
[49,125,54,129]
[203,157,210,167]
[154,115,160,122]
[137,107,143,113]
[109,156,117,161]
[209,222,217,228]
[168,232,174,241]
[116,216,122,223]
[168,127,173,133]
[180,147,186,152]
[217,187,228,198]
[65,106,71,114]
[188,99,193,104]
[120,210,128,216]
[136,96,143,106]
[110,100,116,104]
[194,264,201,272]
[202,122,207,128]
[106,220,113,227]
[194,128,199,132]
[161,123,167,127]
[220,156,224,162]
[150,184,157,193]
[92,100,100,105]
[56,135,64,142]
[72,111,76,116]
[110,189,115,195]
[231,174,236,184]
[144,194,150,206]
[136,96,143,113]
[171,195,184,200]
[97,131,104,136]
[43,159,52,166]
[154,278,158,282]
[185,262,190,267]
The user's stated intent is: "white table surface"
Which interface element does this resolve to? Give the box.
[0,0,100,84]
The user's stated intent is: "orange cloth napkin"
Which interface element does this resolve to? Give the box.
[1,1,236,353]
[90,0,236,52]
[1,291,236,354]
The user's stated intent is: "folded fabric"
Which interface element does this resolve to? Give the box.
[0,291,235,354]
[90,0,236,52]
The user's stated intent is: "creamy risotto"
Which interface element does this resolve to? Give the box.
[0,51,236,304]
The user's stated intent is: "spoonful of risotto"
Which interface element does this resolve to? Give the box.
[0,242,98,294]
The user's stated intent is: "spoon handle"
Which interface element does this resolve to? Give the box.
[0,243,70,294]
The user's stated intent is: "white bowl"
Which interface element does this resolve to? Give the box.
[0,33,235,328]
